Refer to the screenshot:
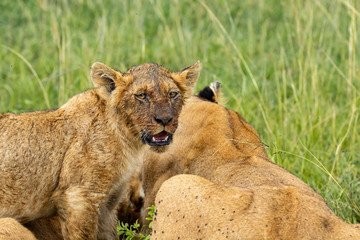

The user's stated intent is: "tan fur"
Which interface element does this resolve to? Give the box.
[0,218,37,240]
[25,171,144,240]
[142,86,360,239]
[0,61,200,240]
[25,217,62,240]
[116,169,144,226]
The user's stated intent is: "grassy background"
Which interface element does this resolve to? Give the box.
[1,0,359,223]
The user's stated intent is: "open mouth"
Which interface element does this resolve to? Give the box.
[142,131,173,146]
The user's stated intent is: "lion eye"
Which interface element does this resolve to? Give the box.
[135,93,147,100]
[169,91,178,99]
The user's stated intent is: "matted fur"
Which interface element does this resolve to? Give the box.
[0,61,200,240]
[142,84,360,239]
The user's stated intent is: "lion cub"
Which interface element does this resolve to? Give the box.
[0,61,200,239]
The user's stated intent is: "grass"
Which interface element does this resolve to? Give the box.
[1,0,359,223]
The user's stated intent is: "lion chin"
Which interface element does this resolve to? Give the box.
[150,145,170,153]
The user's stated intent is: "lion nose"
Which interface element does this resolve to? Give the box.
[154,117,173,126]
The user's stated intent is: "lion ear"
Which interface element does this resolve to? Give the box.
[91,62,125,98]
[197,82,222,103]
[171,60,201,98]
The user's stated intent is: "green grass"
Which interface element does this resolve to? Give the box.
[1,0,359,223]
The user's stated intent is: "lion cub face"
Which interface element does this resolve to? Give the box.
[91,61,200,152]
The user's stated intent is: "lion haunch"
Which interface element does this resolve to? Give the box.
[0,61,200,240]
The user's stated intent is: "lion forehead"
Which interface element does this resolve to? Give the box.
[125,63,178,94]
[126,63,171,78]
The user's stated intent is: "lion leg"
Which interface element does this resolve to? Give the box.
[97,207,118,240]
[54,187,100,240]
[97,187,127,240]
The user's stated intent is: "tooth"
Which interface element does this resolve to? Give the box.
[165,136,169,141]
[152,137,156,142]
